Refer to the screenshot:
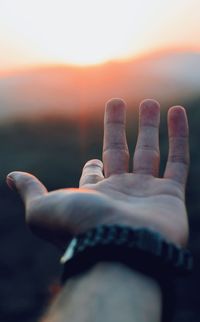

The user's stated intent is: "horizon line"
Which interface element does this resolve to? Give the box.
[0,46,200,78]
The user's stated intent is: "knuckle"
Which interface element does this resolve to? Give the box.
[103,142,128,152]
[169,155,189,165]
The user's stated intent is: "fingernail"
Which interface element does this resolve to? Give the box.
[6,176,17,192]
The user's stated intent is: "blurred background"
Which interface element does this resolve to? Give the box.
[0,0,200,321]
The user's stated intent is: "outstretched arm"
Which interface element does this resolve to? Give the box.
[7,99,189,322]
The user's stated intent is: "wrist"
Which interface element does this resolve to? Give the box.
[75,262,162,321]
[51,262,162,322]
[60,224,192,322]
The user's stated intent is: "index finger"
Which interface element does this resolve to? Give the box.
[103,98,129,177]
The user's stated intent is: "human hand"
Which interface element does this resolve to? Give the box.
[7,99,189,249]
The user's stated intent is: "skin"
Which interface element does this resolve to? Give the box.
[6,98,190,322]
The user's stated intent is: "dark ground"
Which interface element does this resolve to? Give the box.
[0,99,200,322]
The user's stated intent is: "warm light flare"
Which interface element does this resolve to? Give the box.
[1,0,146,66]
[0,0,199,68]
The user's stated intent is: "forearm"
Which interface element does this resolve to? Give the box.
[42,262,162,322]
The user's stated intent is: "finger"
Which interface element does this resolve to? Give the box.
[164,106,189,186]
[6,171,47,205]
[79,159,104,187]
[103,98,129,177]
[133,99,160,176]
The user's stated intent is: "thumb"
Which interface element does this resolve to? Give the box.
[6,171,47,205]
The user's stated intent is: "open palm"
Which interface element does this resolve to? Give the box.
[7,99,189,249]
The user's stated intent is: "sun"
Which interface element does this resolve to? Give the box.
[1,0,195,68]
[1,0,155,66]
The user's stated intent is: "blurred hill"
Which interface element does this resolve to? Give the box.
[0,51,200,120]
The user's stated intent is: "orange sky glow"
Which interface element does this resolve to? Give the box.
[0,0,200,71]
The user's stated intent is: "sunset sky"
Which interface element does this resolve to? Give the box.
[0,0,200,70]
